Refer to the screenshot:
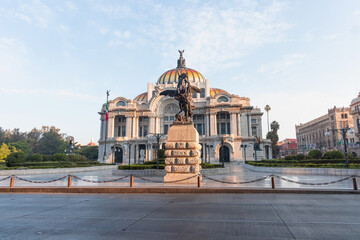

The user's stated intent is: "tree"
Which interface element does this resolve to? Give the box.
[79,146,99,160]
[6,151,26,167]
[9,140,32,156]
[264,105,271,133]
[0,143,12,160]
[37,128,67,155]
[266,120,280,158]
[308,150,322,159]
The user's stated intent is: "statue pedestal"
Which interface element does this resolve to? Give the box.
[164,123,201,184]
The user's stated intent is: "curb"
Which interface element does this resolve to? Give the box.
[0,187,359,194]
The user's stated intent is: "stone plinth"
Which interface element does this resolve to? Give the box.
[164,123,201,184]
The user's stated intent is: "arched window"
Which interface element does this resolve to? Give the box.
[217,96,228,102]
[116,101,126,107]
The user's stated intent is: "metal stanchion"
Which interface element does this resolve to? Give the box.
[10,176,14,188]
[271,176,275,189]
[68,175,72,188]
[130,175,134,188]
[353,177,358,190]
[198,176,201,188]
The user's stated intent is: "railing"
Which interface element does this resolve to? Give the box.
[0,174,359,190]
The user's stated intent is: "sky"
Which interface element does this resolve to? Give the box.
[0,0,359,144]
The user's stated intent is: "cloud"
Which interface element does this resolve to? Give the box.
[303,31,314,42]
[0,88,101,102]
[108,30,132,47]
[0,0,52,28]
[257,53,306,75]
[138,0,292,72]
[65,1,77,10]
[323,34,338,40]
[0,37,27,54]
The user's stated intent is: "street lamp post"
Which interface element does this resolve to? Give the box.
[326,127,354,168]
[287,141,291,156]
[148,133,164,169]
[126,141,133,165]
[103,90,110,161]
[240,144,248,163]
[302,137,305,155]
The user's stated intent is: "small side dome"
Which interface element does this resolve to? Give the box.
[210,88,230,97]
[134,92,148,102]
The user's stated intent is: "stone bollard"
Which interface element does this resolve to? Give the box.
[271,176,276,189]
[130,175,134,188]
[68,176,72,188]
[353,177,358,190]
[10,176,14,188]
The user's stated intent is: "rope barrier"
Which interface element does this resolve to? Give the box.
[273,175,356,186]
[132,174,200,183]
[71,175,131,183]
[0,176,11,182]
[0,174,359,187]
[14,175,68,184]
[202,174,272,184]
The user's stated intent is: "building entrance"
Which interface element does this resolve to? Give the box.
[219,146,230,162]
[114,147,123,164]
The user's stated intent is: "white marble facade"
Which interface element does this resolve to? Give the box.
[98,52,272,164]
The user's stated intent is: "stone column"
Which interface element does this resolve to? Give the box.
[230,113,237,136]
[149,116,155,134]
[107,116,115,138]
[100,118,104,140]
[164,123,201,184]
[126,116,132,138]
[210,113,217,136]
[132,116,136,138]
[237,113,241,137]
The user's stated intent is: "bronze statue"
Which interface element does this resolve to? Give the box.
[160,72,201,123]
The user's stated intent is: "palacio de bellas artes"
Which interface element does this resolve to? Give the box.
[98,51,272,164]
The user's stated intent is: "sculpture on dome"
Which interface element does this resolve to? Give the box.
[160,72,201,123]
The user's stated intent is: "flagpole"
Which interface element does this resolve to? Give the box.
[103,90,110,161]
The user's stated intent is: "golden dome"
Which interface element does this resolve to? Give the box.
[134,92,147,101]
[210,88,230,97]
[156,50,205,84]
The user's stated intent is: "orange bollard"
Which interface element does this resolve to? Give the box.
[353,177,358,190]
[130,175,134,188]
[68,176,72,188]
[271,176,275,189]
[10,176,14,188]
[198,176,201,188]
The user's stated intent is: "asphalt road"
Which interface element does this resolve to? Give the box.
[1,193,360,239]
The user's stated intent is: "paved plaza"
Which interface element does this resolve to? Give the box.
[1,193,360,239]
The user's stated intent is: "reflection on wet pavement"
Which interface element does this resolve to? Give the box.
[0,162,354,189]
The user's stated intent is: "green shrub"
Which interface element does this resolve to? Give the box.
[308,150,322,159]
[296,154,306,160]
[42,155,51,162]
[323,151,344,159]
[70,154,87,162]
[52,153,67,162]
[159,149,165,158]
[6,152,27,167]
[285,155,297,160]
[27,154,43,162]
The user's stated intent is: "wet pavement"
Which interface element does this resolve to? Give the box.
[1,193,360,239]
[0,163,355,189]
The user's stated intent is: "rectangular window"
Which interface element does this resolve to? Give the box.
[139,126,143,137]
[118,127,121,137]
[170,116,175,121]
[200,88,205,98]
[196,123,203,135]
[251,119,257,124]
[221,122,226,134]
[227,123,230,134]
[122,126,126,136]
[217,123,220,135]
[144,125,148,137]
[164,116,169,121]
[251,126,257,136]
[164,124,169,134]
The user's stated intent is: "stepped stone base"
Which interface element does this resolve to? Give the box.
[164,123,201,184]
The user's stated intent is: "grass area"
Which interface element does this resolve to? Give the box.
[246,159,360,169]
[118,159,223,170]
